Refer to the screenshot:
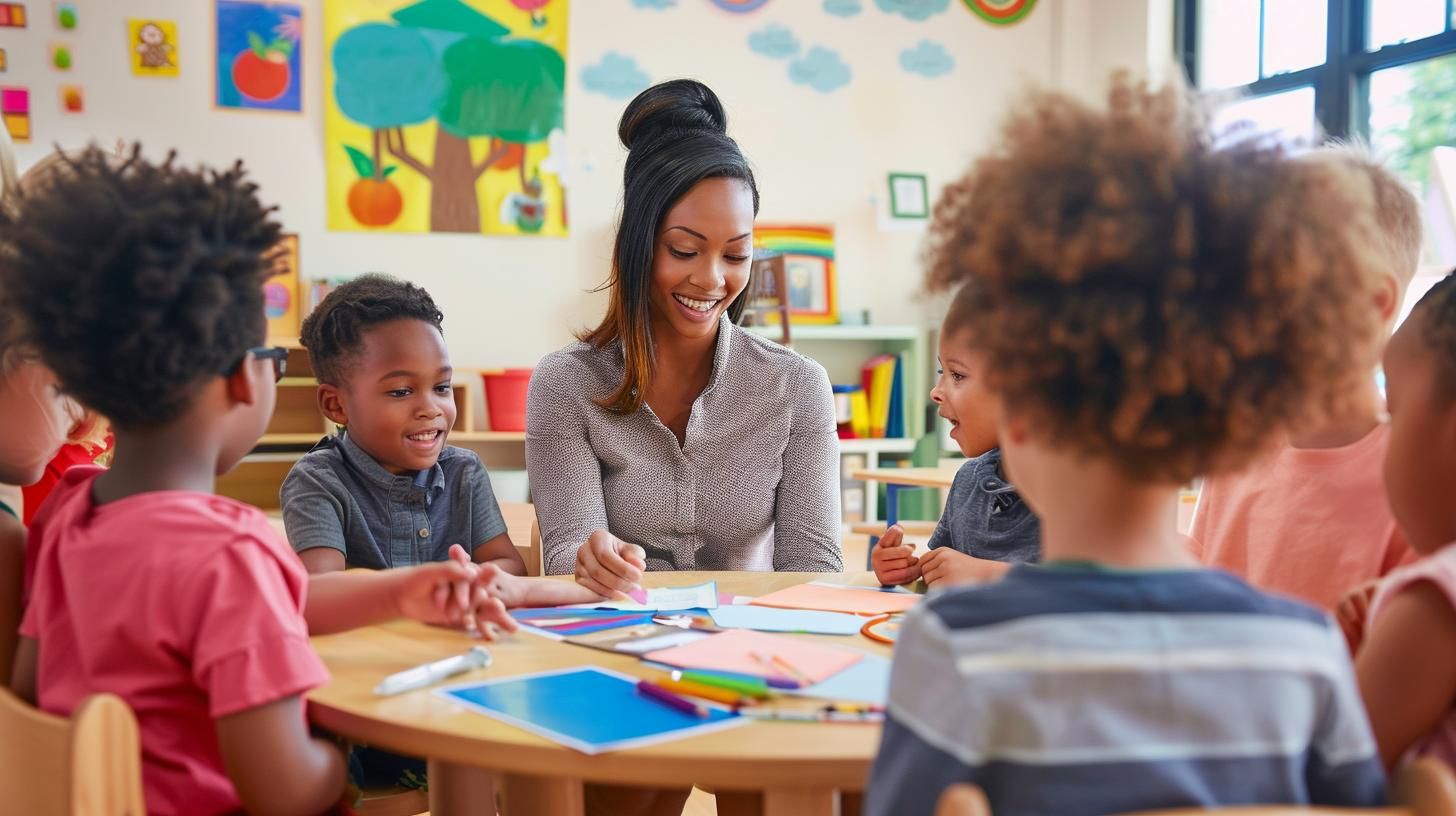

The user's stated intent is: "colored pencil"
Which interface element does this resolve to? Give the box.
[676,670,771,699]
[749,650,811,686]
[738,708,884,723]
[655,678,748,707]
[636,679,709,718]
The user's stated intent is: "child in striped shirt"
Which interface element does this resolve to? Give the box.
[867,75,1390,815]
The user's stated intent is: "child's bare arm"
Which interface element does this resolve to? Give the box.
[1356,580,1456,770]
[483,570,604,608]
[472,532,527,576]
[305,552,516,637]
[215,695,347,816]
[298,547,345,574]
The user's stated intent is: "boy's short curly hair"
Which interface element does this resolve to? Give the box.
[1415,272,1456,394]
[0,145,282,429]
[927,75,1387,484]
[299,274,444,386]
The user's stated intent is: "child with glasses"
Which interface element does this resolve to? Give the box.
[2,146,519,816]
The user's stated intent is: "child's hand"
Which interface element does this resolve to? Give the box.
[1337,579,1381,654]
[396,548,518,638]
[871,525,920,586]
[576,529,647,599]
[920,548,1009,588]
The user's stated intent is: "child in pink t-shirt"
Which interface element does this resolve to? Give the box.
[1189,145,1421,612]
[1354,272,1456,773]
[2,147,525,816]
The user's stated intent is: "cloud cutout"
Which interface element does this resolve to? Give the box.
[748,24,800,59]
[581,52,651,99]
[874,0,949,21]
[900,40,954,77]
[631,0,676,9]
[789,46,851,93]
[824,0,863,16]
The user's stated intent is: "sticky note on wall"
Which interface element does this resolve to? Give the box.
[0,3,26,28]
[2,87,30,142]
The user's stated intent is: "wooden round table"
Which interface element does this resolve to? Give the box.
[307,571,894,816]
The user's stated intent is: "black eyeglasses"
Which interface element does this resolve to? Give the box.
[226,346,289,382]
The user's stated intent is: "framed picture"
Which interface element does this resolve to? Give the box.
[215,0,302,113]
[754,224,838,325]
[265,234,301,341]
[888,172,929,220]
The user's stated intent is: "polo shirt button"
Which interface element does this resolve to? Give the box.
[419,528,430,539]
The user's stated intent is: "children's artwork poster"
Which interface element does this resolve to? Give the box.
[324,0,568,236]
[0,4,26,28]
[754,225,837,324]
[265,234,301,339]
[215,1,302,112]
[962,0,1036,25]
[1,86,29,142]
[130,19,179,77]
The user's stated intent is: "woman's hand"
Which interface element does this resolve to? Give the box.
[871,525,920,586]
[576,529,647,599]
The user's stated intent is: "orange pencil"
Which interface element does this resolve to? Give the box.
[655,678,747,707]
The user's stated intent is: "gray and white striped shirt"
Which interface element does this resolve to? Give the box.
[526,316,842,575]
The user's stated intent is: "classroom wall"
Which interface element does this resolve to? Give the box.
[4,1,1172,422]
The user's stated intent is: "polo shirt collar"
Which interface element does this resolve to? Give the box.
[339,431,446,497]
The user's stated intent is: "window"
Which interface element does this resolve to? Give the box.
[1181,0,1456,164]
[1181,0,1456,263]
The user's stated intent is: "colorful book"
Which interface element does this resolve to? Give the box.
[860,354,897,439]
[886,354,904,438]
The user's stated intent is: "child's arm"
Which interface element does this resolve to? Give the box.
[298,547,345,574]
[919,548,1010,588]
[304,548,517,637]
[472,531,527,577]
[1356,580,1456,770]
[872,525,921,586]
[486,570,605,608]
[215,695,347,816]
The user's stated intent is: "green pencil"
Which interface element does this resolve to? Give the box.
[675,670,772,699]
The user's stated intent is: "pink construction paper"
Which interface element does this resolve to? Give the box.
[643,629,864,684]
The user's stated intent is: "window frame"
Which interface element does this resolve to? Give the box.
[1177,0,1456,141]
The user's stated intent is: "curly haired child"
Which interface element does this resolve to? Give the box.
[867,75,1391,814]
[2,146,517,816]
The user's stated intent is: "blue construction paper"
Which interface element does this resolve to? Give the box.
[781,654,891,705]
[708,605,864,635]
[439,667,746,754]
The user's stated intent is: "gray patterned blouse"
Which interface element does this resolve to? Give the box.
[526,316,843,575]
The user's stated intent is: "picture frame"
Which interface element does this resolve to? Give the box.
[887,172,929,220]
[754,224,838,325]
[265,233,302,341]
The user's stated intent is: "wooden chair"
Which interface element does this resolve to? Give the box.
[932,759,1456,816]
[355,786,428,816]
[936,784,991,816]
[528,518,544,577]
[737,251,791,345]
[0,687,145,815]
[499,501,540,577]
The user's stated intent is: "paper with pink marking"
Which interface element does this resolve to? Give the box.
[643,629,865,684]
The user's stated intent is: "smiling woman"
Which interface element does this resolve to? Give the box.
[526,79,843,593]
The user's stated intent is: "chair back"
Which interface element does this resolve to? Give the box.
[0,687,145,815]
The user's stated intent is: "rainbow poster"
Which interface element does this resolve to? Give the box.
[754,224,836,325]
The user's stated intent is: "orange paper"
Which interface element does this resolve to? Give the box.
[643,629,864,684]
[750,583,920,616]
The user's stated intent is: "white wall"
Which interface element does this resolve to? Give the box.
[4,0,1171,422]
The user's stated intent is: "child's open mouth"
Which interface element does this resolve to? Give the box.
[405,429,444,450]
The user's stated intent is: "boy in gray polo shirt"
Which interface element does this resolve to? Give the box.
[281,275,527,577]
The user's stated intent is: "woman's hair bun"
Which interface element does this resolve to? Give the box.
[618,79,728,151]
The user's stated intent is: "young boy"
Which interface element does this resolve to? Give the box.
[867,77,1388,814]
[2,146,516,816]
[871,294,1040,588]
[1189,144,1421,613]
[282,274,526,577]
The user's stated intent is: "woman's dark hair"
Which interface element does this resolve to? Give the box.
[579,79,760,414]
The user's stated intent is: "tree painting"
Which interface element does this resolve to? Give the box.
[325,0,567,236]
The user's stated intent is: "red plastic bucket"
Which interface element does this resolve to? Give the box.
[482,368,533,431]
